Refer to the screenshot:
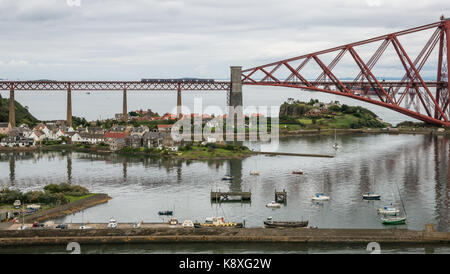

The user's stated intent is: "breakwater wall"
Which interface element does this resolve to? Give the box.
[0,225,448,247]
[23,194,111,223]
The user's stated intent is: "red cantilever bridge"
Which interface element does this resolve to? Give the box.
[1,18,449,127]
[242,18,450,127]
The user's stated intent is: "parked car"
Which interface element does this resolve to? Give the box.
[32,221,39,228]
[56,223,67,229]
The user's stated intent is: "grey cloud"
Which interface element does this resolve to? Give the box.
[0,0,448,80]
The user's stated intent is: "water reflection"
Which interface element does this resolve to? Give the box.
[0,134,448,232]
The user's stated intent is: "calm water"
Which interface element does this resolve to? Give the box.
[0,134,448,232]
[1,133,449,253]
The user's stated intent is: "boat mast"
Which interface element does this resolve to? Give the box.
[395,181,407,217]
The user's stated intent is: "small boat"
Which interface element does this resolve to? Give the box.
[381,216,407,225]
[266,201,281,208]
[377,206,400,215]
[158,210,173,216]
[263,217,308,228]
[250,171,260,175]
[222,175,233,180]
[311,193,330,201]
[194,217,242,228]
[107,218,118,229]
[79,225,92,229]
[13,200,21,209]
[362,192,381,200]
[168,218,179,225]
[332,129,340,150]
[182,220,194,227]
[292,169,304,175]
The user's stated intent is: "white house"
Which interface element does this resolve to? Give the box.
[70,133,83,143]
[28,131,46,142]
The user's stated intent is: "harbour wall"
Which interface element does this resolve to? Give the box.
[0,225,448,247]
[23,193,111,223]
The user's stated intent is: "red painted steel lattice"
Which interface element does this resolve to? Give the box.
[242,19,450,127]
[0,81,230,91]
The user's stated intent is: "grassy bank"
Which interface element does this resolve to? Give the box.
[119,143,253,160]
[0,183,102,218]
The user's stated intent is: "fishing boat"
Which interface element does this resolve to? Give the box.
[266,201,281,208]
[377,206,400,215]
[292,169,304,175]
[222,175,233,180]
[362,192,381,200]
[381,216,406,225]
[107,217,118,229]
[263,217,308,228]
[250,171,260,175]
[158,210,173,216]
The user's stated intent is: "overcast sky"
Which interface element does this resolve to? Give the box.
[0,0,448,81]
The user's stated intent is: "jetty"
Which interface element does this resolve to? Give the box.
[275,189,287,204]
[254,151,334,158]
[210,191,251,202]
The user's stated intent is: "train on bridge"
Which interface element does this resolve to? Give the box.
[141,78,215,83]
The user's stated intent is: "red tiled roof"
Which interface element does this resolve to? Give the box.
[104,132,127,139]
[157,124,172,128]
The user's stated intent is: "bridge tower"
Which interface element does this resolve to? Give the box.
[436,16,450,120]
[177,83,182,119]
[123,88,128,122]
[9,84,15,127]
[229,66,244,138]
[67,84,72,127]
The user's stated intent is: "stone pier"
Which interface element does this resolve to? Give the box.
[230,66,243,109]
[228,66,244,140]
[177,84,182,118]
[123,88,128,122]
[9,86,15,127]
[66,85,72,127]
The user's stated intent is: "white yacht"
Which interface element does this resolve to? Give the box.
[107,218,118,229]
[377,206,400,215]
[266,201,281,208]
[311,193,330,201]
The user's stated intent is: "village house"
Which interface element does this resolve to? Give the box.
[143,131,165,148]
[89,127,107,135]
[28,130,46,143]
[79,133,106,144]
[0,122,11,135]
[0,135,35,147]
[161,113,177,120]
[125,134,143,148]
[129,125,149,137]
[104,132,127,151]
[109,125,127,133]
[68,132,83,143]
[157,124,173,133]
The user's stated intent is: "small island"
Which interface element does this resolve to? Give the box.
[279,98,389,130]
